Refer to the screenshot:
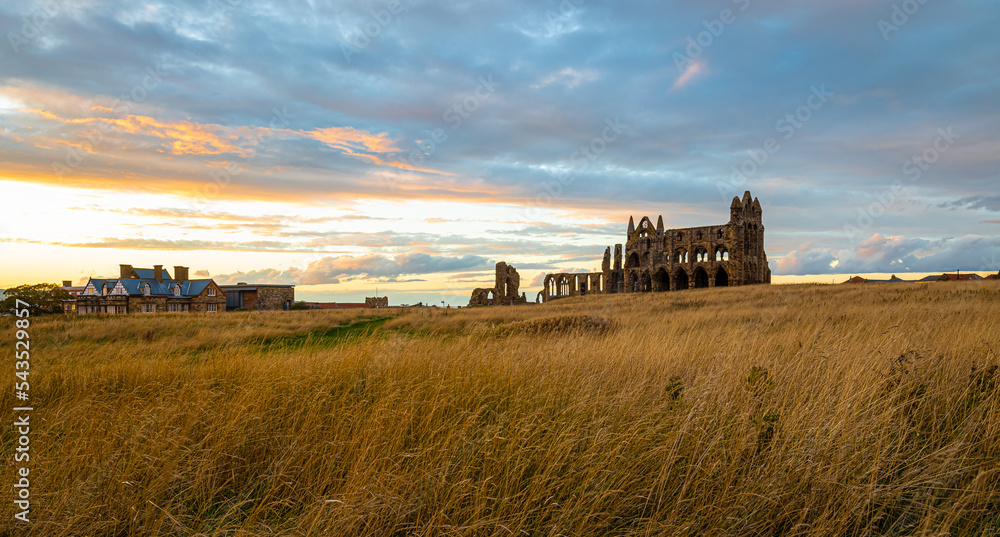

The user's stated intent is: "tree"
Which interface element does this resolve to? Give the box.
[288,300,310,310]
[1,283,72,315]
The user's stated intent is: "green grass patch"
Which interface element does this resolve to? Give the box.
[256,316,395,349]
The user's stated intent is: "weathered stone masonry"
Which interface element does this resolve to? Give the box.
[541,191,771,302]
[468,262,529,306]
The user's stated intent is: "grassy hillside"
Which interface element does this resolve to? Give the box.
[2,282,999,536]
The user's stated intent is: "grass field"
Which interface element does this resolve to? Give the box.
[2,281,1000,536]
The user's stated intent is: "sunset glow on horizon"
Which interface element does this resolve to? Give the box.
[2,1,999,303]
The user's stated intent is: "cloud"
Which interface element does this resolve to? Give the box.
[20,105,445,174]
[775,233,1000,275]
[531,67,599,89]
[1,0,1000,285]
[301,126,447,175]
[48,238,301,252]
[23,108,261,156]
[672,59,705,90]
[214,253,494,285]
[940,195,1000,212]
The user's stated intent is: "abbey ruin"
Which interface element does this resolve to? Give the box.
[541,191,771,302]
[468,262,529,306]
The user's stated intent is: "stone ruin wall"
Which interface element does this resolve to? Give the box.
[468,262,529,306]
[541,191,771,302]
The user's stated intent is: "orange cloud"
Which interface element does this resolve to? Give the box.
[301,126,451,175]
[22,107,257,156]
[672,59,705,90]
[22,104,449,174]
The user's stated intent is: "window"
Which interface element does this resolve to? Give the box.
[173,284,181,296]
[143,284,151,296]
[207,303,218,312]
[143,304,154,313]
[208,287,216,297]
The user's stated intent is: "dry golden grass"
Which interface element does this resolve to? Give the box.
[2,282,1000,536]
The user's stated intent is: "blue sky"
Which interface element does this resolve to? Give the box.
[1,0,998,302]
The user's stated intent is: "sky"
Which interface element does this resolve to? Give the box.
[1,0,999,304]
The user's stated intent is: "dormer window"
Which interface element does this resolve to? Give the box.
[173,284,181,296]
[143,283,151,296]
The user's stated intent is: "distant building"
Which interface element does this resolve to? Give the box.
[843,274,912,283]
[65,264,226,314]
[219,283,295,311]
[365,296,389,308]
[303,302,369,309]
[55,280,86,296]
[845,272,988,284]
[917,273,984,282]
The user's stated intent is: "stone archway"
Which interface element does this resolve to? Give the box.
[626,252,640,268]
[641,271,652,293]
[694,267,709,288]
[655,268,670,292]
[715,267,729,287]
[675,268,689,290]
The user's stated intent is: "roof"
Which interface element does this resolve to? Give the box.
[919,273,984,282]
[942,273,983,281]
[219,284,294,289]
[82,277,215,298]
[133,268,172,280]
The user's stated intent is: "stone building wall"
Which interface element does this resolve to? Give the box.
[542,191,771,302]
[256,286,294,310]
[189,290,226,313]
[129,296,167,313]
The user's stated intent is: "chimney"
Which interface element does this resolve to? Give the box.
[120,264,134,278]
[154,265,163,282]
[62,280,72,287]
[173,266,189,281]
